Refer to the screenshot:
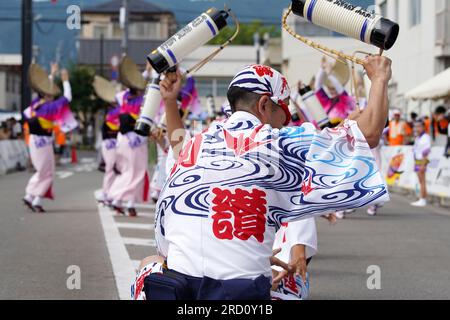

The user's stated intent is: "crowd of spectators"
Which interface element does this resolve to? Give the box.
[0,117,22,140]
[384,106,450,151]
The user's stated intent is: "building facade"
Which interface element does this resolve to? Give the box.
[180,45,258,108]
[376,0,450,110]
[0,54,21,112]
[77,0,176,71]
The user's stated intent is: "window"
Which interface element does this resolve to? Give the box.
[410,0,422,27]
[216,79,232,97]
[196,78,214,97]
[129,22,161,40]
[112,23,123,39]
[93,25,108,38]
[194,78,232,97]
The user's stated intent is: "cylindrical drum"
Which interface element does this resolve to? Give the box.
[299,85,330,129]
[206,94,216,118]
[289,101,302,123]
[135,76,161,136]
[291,0,399,50]
[147,7,229,74]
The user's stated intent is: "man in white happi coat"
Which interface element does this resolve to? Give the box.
[134,56,392,300]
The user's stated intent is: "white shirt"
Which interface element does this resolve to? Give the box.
[413,133,431,160]
[272,218,317,272]
[155,111,388,280]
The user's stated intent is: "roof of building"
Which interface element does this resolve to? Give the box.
[83,0,172,15]
[77,39,163,66]
[0,54,22,66]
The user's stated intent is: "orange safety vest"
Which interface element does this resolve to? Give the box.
[23,122,30,146]
[424,118,431,134]
[54,126,66,146]
[388,120,406,146]
[435,118,449,135]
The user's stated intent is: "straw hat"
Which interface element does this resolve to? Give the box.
[325,59,350,88]
[28,63,61,97]
[92,75,117,104]
[119,56,146,91]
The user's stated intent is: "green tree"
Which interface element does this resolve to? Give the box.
[59,64,106,130]
[208,20,281,45]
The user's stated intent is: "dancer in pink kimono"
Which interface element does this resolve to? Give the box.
[109,57,149,217]
[315,56,355,128]
[92,76,120,206]
[22,63,77,212]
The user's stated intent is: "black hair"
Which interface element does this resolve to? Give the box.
[227,86,262,113]
[410,112,418,120]
[435,106,447,115]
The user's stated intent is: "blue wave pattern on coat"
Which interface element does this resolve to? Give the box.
[156,118,389,231]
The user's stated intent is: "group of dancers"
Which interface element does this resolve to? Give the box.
[21,53,391,300]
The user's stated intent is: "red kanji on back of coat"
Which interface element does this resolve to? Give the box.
[211,187,267,243]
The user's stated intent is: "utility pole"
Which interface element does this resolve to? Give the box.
[253,32,260,65]
[120,0,129,56]
[21,0,32,115]
[100,33,104,76]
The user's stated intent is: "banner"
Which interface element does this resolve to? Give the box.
[0,140,28,175]
[380,146,450,199]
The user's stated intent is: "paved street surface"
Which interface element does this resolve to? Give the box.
[1,153,449,300]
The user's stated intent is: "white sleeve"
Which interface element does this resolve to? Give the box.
[272,219,317,270]
[314,68,327,93]
[273,121,390,225]
[327,74,345,95]
[63,81,72,102]
[115,90,127,106]
[285,219,317,259]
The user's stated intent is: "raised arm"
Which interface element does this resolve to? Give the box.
[159,69,186,156]
[314,68,327,93]
[314,56,329,93]
[327,74,345,95]
[353,56,392,148]
[60,69,72,102]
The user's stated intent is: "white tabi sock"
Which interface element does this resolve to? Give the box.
[32,196,42,207]
[112,199,122,208]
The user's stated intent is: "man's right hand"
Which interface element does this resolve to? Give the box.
[160,68,182,103]
[363,55,392,83]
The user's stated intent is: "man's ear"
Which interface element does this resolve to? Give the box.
[256,95,269,115]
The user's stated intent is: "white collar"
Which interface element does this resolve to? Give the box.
[227,111,261,124]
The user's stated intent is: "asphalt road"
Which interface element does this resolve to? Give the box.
[310,193,450,300]
[0,157,117,299]
[1,154,449,300]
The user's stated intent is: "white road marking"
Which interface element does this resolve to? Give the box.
[74,164,96,172]
[123,237,156,247]
[81,157,96,163]
[136,203,156,210]
[55,171,74,179]
[97,203,135,300]
[116,222,154,230]
[135,212,155,218]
